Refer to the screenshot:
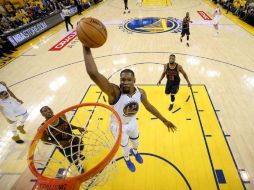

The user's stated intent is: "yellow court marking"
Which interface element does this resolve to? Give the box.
[142,0,170,7]
[42,85,244,190]
[204,0,254,35]
[193,86,244,190]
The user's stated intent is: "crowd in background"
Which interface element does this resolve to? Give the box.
[212,0,254,26]
[0,0,74,35]
[1,0,254,59]
[0,0,94,59]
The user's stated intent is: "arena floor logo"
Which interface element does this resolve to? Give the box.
[122,17,182,34]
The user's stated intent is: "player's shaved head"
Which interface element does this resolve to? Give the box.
[120,69,135,77]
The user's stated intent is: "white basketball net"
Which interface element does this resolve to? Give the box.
[32,104,120,189]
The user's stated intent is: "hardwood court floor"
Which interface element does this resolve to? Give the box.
[0,0,254,189]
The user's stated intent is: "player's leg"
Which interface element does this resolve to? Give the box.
[213,23,218,30]
[213,17,219,35]
[165,81,174,110]
[64,17,69,31]
[129,121,143,163]
[137,0,142,7]
[186,29,190,47]
[71,137,85,160]
[124,0,128,13]
[15,104,29,134]
[2,109,24,143]
[111,124,135,172]
[17,112,28,134]
[169,84,179,111]
[180,31,185,42]
[58,141,85,173]
[125,0,130,13]
[67,16,73,29]
[71,137,85,173]
[122,133,136,172]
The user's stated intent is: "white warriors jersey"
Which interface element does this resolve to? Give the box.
[0,83,7,94]
[0,84,18,109]
[0,96,21,110]
[112,86,142,125]
[214,7,221,17]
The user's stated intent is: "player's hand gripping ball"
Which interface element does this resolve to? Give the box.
[77,17,107,48]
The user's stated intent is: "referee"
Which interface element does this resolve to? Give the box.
[62,6,74,32]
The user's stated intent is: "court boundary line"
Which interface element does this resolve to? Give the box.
[7,51,254,88]
[116,153,192,190]
[37,84,243,189]
[189,85,220,189]
[204,85,247,189]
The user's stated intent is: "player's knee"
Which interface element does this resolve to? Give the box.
[22,112,29,120]
[122,143,130,157]
[165,88,170,95]
[9,120,18,127]
[187,35,189,40]
[130,136,139,147]
[6,117,17,124]
[121,141,129,147]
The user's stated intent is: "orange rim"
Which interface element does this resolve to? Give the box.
[28,102,122,183]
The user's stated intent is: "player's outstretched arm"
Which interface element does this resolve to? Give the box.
[157,64,166,85]
[62,114,86,133]
[0,81,23,103]
[140,88,177,132]
[83,46,119,101]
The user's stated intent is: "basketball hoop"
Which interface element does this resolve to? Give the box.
[28,103,122,190]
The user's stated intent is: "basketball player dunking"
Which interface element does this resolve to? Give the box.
[83,46,176,172]
[40,106,85,173]
[157,54,191,111]
[180,12,192,47]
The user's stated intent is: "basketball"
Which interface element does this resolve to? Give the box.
[77,17,107,48]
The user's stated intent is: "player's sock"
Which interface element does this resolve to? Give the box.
[122,143,130,161]
[10,121,18,135]
[169,95,175,111]
[169,102,174,111]
[17,125,26,134]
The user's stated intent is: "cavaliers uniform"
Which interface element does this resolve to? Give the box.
[181,17,190,36]
[42,116,84,165]
[45,116,73,141]
[110,86,141,147]
[165,63,180,95]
